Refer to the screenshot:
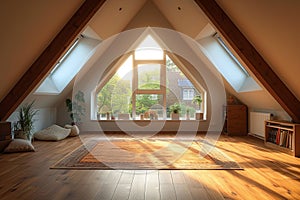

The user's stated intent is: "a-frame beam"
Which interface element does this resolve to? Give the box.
[0,0,107,120]
[194,0,300,123]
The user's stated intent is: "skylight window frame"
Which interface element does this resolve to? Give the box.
[214,33,250,77]
[50,36,82,75]
[36,34,101,95]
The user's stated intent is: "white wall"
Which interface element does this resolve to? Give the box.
[53,27,227,134]
[8,107,56,133]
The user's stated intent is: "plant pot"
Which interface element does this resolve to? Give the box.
[14,130,30,140]
[140,114,144,120]
[171,113,180,120]
[118,113,130,120]
[195,112,204,120]
[186,113,190,120]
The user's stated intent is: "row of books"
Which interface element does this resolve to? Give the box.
[267,128,293,150]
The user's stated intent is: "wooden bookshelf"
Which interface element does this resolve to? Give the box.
[265,120,300,157]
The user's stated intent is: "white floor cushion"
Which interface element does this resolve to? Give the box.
[64,124,80,137]
[4,139,34,153]
[34,125,70,141]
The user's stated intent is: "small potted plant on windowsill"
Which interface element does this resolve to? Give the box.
[186,107,191,120]
[169,103,181,120]
[144,110,158,120]
[192,95,203,120]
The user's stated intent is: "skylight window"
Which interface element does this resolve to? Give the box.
[35,36,100,94]
[197,33,261,92]
[50,37,80,75]
[214,34,249,76]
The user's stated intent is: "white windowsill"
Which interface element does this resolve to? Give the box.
[91,119,206,122]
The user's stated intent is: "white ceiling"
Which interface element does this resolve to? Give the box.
[89,0,147,39]
[88,0,209,39]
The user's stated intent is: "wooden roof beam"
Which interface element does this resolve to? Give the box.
[0,0,107,120]
[194,0,300,123]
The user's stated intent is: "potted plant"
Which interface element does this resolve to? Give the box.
[169,103,181,120]
[144,110,158,120]
[14,101,38,141]
[66,91,85,125]
[192,95,203,120]
[186,107,191,120]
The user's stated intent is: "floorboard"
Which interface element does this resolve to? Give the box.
[0,133,300,200]
[145,170,160,200]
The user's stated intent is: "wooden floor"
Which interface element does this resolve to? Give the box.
[0,133,300,200]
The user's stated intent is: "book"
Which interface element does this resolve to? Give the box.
[280,130,287,147]
[276,129,281,145]
[289,132,293,150]
[286,132,290,148]
[267,129,277,143]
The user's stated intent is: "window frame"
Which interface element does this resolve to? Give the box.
[132,51,167,119]
[182,88,195,100]
[214,33,250,76]
[94,34,208,120]
[50,36,81,75]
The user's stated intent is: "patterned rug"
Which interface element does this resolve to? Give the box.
[51,139,242,170]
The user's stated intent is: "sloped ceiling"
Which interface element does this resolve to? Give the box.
[0,0,84,101]
[89,0,147,39]
[88,0,208,39]
[216,0,300,100]
[152,0,208,38]
[1,0,299,121]
[125,0,173,29]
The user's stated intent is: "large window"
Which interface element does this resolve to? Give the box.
[96,35,204,120]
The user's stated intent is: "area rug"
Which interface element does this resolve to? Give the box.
[51,139,242,170]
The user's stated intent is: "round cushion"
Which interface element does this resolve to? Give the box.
[34,125,70,141]
[4,139,34,153]
[64,124,80,137]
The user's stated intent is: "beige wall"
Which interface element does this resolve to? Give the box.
[216,0,300,101]
[89,0,147,39]
[125,0,173,30]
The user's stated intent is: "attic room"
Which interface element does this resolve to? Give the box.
[0,0,300,199]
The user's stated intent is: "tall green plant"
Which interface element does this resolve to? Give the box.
[16,101,38,140]
[66,91,85,124]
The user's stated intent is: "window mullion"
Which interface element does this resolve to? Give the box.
[132,53,137,119]
[135,60,165,65]
[162,52,167,119]
[135,90,164,94]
